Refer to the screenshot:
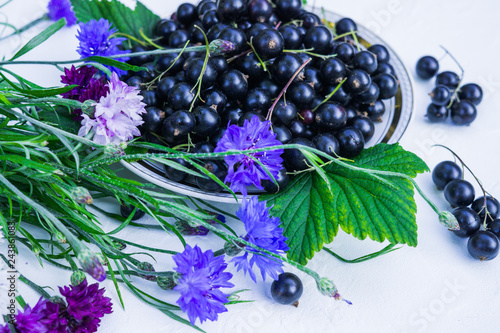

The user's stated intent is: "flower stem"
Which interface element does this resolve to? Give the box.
[0,15,47,41]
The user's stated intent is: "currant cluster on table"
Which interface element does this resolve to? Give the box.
[432,161,500,260]
[416,56,483,125]
[122,0,400,194]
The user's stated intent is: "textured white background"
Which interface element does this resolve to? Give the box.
[1,0,500,332]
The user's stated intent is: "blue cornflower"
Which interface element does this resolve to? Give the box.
[76,19,130,76]
[232,196,289,282]
[173,244,234,325]
[47,0,77,26]
[214,115,284,195]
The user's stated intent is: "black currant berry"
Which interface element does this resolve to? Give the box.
[458,83,483,106]
[218,69,248,100]
[467,231,499,261]
[471,196,500,222]
[155,19,179,45]
[278,25,302,49]
[375,63,395,76]
[195,161,227,193]
[248,0,273,23]
[432,161,462,190]
[162,110,196,144]
[243,88,272,113]
[142,107,166,134]
[361,100,385,122]
[334,42,356,64]
[262,168,290,193]
[344,69,371,94]
[275,0,302,20]
[169,29,190,48]
[487,219,500,238]
[273,101,297,126]
[168,82,195,110]
[355,83,379,105]
[252,29,284,60]
[415,56,439,80]
[184,57,218,88]
[176,3,197,25]
[218,27,247,54]
[336,127,365,158]
[320,58,347,85]
[271,272,303,305]
[288,82,316,109]
[436,71,460,89]
[353,51,378,75]
[272,125,293,144]
[450,100,477,125]
[283,138,315,171]
[452,207,480,238]
[164,157,190,182]
[373,74,398,99]
[193,106,221,136]
[368,44,390,64]
[120,204,145,221]
[303,26,333,55]
[312,133,340,159]
[272,53,304,84]
[429,85,452,106]
[314,102,347,131]
[425,104,448,122]
[444,179,475,207]
[216,0,248,21]
[335,17,357,35]
[348,116,375,142]
[203,89,227,112]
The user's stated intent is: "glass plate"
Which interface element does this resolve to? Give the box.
[121,8,414,203]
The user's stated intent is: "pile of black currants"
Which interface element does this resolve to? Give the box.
[432,159,500,261]
[416,54,483,125]
[126,0,400,194]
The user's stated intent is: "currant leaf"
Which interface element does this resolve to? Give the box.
[261,143,429,265]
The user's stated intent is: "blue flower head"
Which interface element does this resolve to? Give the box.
[76,18,130,76]
[173,245,234,325]
[232,196,289,282]
[214,115,284,195]
[47,0,77,26]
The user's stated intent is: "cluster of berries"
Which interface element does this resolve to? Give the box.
[125,0,400,194]
[416,54,483,125]
[432,159,499,261]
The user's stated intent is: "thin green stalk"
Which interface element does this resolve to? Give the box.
[323,244,400,263]
[0,15,47,41]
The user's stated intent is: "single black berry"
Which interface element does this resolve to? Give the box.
[452,207,480,238]
[271,272,303,305]
[467,231,499,261]
[444,179,475,207]
[432,161,462,190]
[416,56,439,80]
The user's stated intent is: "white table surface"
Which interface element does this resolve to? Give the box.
[1,0,500,332]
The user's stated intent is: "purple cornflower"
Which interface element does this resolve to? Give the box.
[173,244,234,325]
[47,0,77,26]
[60,66,109,103]
[232,196,289,282]
[76,19,130,76]
[9,297,48,333]
[214,115,284,195]
[61,66,109,121]
[59,279,113,333]
[78,72,146,145]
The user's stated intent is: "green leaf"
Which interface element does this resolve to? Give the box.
[262,143,428,265]
[11,18,66,60]
[70,0,160,44]
[0,72,78,98]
